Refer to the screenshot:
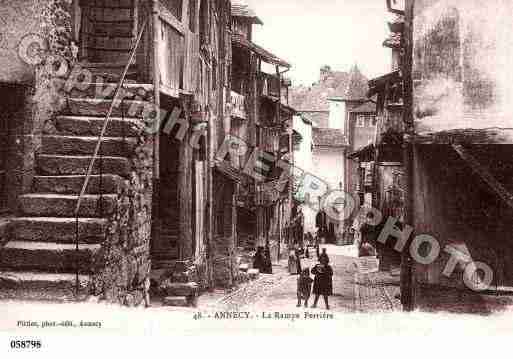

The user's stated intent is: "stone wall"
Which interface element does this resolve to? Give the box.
[213,234,237,288]
[0,0,77,83]
[90,126,154,306]
[1,0,76,213]
[0,84,35,213]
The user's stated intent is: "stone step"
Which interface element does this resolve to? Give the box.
[86,15,134,36]
[159,282,199,297]
[162,296,189,307]
[19,194,117,217]
[54,116,143,137]
[66,98,153,119]
[41,135,137,157]
[67,83,153,102]
[37,155,130,177]
[83,35,134,52]
[88,50,131,64]
[76,66,138,83]
[9,217,107,244]
[0,241,100,274]
[33,175,123,195]
[0,271,90,302]
[87,20,134,37]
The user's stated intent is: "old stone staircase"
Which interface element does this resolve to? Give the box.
[0,73,152,302]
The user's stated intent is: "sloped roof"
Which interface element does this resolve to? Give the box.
[312,128,347,148]
[368,71,402,97]
[299,114,313,125]
[289,65,369,112]
[301,112,329,128]
[348,143,375,160]
[232,34,290,67]
[350,101,376,113]
[232,2,263,25]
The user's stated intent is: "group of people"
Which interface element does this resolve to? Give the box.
[291,244,334,310]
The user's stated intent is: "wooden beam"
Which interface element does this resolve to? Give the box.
[158,2,186,35]
[452,144,513,210]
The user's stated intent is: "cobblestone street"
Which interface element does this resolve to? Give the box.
[199,245,401,313]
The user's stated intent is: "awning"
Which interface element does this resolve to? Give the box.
[348,143,375,161]
[232,34,291,68]
[367,71,402,97]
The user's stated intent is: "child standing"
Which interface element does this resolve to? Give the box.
[297,268,313,307]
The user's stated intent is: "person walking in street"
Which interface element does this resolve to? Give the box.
[311,258,333,310]
[294,245,302,273]
[263,245,273,274]
[319,248,330,265]
[297,267,313,307]
[288,249,299,275]
[315,232,321,259]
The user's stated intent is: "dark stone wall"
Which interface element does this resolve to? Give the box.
[0,84,35,213]
[90,125,154,306]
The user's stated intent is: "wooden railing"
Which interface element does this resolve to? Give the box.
[230,90,247,119]
[261,73,281,98]
[259,127,281,153]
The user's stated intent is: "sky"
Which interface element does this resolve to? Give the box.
[242,0,395,86]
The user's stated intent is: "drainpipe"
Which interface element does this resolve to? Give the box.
[206,107,214,289]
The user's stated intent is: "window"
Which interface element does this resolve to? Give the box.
[356,114,376,127]
[356,115,366,127]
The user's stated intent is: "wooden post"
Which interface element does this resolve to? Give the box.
[401,0,416,312]
[150,0,162,261]
[401,142,415,312]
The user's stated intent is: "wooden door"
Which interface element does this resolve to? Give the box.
[152,132,181,263]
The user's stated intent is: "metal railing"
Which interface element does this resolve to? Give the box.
[73,18,149,295]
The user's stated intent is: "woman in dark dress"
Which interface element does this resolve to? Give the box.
[262,245,273,274]
[311,259,333,310]
[253,246,266,272]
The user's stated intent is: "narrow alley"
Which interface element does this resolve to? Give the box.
[199,245,401,314]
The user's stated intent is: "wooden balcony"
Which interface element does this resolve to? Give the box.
[259,127,281,153]
[230,90,247,120]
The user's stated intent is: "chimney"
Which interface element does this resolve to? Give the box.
[320,65,332,82]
